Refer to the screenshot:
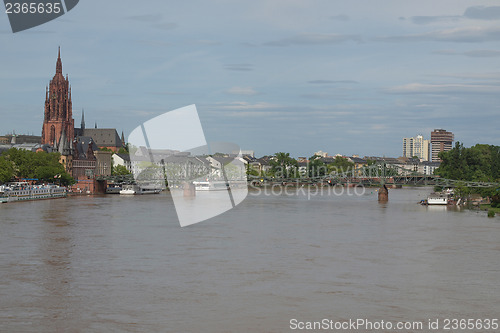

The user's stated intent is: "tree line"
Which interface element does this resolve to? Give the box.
[435,142,500,201]
[247,152,356,178]
[0,148,74,185]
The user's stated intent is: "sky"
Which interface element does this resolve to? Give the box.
[1,0,499,158]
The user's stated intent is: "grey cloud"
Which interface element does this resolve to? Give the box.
[432,72,500,80]
[264,33,361,46]
[464,50,500,57]
[126,14,176,30]
[464,6,500,20]
[406,6,500,26]
[433,49,500,57]
[410,16,462,25]
[300,93,351,100]
[432,49,458,55]
[152,22,177,31]
[385,83,500,95]
[308,80,358,84]
[224,64,253,71]
[378,27,500,43]
[126,14,163,22]
[330,15,349,22]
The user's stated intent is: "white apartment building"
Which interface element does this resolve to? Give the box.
[402,135,430,161]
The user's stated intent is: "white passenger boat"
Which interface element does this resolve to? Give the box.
[427,195,448,205]
[119,185,136,195]
[0,182,67,203]
[193,180,230,191]
[119,184,162,195]
[136,185,161,194]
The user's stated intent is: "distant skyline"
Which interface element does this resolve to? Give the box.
[1,0,499,157]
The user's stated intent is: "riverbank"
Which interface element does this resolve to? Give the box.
[480,204,500,216]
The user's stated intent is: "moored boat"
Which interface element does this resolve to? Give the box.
[106,184,123,194]
[136,186,161,194]
[119,184,162,195]
[119,184,136,195]
[427,194,448,205]
[0,182,67,203]
[193,180,230,191]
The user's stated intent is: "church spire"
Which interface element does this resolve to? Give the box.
[81,109,85,130]
[56,46,62,74]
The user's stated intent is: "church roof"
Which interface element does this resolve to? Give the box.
[74,136,98,159]
[83,128,122,148]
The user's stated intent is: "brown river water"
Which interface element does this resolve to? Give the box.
[0,187,499,332]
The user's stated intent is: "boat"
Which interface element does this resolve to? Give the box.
[119,184,162,195]
[106,184,122,194]
[119,184,136,195]
[193,180,230,191]
[0,182,67,203]
[427,194,448,205]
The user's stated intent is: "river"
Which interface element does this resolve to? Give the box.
[0,187,499,332]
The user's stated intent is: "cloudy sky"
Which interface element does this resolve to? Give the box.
[1,0,499,157]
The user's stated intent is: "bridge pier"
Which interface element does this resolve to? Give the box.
[183,181,196,197]
[378,184,388,202]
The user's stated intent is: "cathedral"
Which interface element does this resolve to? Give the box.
[41,47,74,152]
[41,48,124,190]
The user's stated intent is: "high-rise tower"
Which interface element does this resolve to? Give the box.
[431,129,454,162]
[403,135,430,161]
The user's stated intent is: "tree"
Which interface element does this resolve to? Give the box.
[436,142,500,182]
[0,156,14,183]
[327,156,355,175]
[246,163,259,177]
[270,152,298,178]
[113,165,131,175]
[307,155,326,178]
[0,148,73,185]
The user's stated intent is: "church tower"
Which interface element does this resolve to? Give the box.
[41,47,75,148]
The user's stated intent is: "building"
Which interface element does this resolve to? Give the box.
[403,135,430,161]
[41,47,74,149]
[402,135,430,161]
[422,161,440,175]
[74,110,124,152]
[82,128,123,152]
[314,150,328,158]
[0,134,41,145]
[37,48,121,193]
[431,129,454,162]
[112,153,132,172]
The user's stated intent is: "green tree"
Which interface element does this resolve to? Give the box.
[436,142,500,182]
[0,148,73,185]
[270,152,298,178]
[307,155,326,178]
[327,156,355,175]
[0,156,14,183]
[246,163,259,177]
[113,165,131,175]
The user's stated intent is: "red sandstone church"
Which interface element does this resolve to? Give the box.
[40,48,125,191]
